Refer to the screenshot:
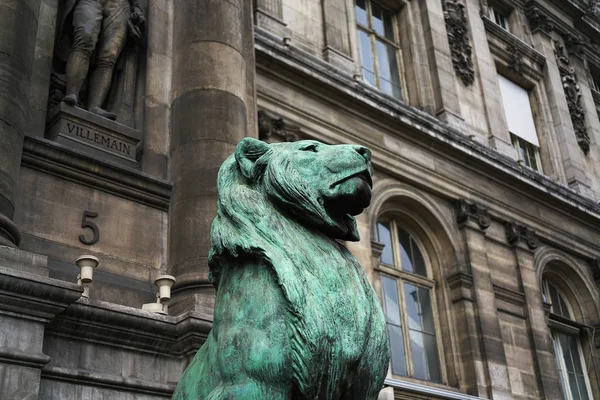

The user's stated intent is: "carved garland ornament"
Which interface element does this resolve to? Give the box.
[555,42,591,154]
[443,0,475,86]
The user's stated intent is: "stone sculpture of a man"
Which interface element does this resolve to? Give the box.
[59,0,145,120]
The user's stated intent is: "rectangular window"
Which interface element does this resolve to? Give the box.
[497,75,542,172]
[355,0,403,99]
[488,7,509,31]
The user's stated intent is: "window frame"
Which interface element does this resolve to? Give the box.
[355,0,407,100]
[375,217,446,384]
[488,6,510,31]
[542,279,594,400]
[511,133,542,172]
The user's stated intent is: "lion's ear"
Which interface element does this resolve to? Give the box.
[235,138,270,179]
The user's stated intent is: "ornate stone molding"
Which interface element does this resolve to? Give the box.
[443,0,475,86]
[371,241,386,259]
[588,0,600,20]
[455,199,490,230]
[525,5,553,34]
[562,32,586,58]
[555,42,591,154]
[257,110,302,142]
[505,221,539,249]
[507,43,525,75]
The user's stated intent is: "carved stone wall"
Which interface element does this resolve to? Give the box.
[443,0,475,86]
[555,41,591,154]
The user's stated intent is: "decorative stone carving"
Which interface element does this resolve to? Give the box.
[562,33,585,58]
[443,0,475,86]
[258,110,302,142]
[507,43,525,75]
[50,0,145,122]
[455,199,491,230]
[525,5,553,34]
[505,221,539,249]
[173,138,389,399]
[587,0,600,20]
[555,42,591,155]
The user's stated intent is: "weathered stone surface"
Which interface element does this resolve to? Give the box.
[173,139,388,399]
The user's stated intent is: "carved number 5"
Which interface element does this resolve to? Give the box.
[79,210,99,245]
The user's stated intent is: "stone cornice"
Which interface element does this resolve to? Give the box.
[0,266,83,321]
[21,136,173,211]
[47,297,212,356]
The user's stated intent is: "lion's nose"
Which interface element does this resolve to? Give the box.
[353,146,371,162]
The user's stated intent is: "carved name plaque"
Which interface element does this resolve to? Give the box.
[46,103,141,168]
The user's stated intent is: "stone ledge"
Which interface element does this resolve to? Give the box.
[0,265,83,321]
[254,27,600,222]
[42,365,175,397]
[48,297,212,356]
[0,346,51,369]
[22,136,172,211]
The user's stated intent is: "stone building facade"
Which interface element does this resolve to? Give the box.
[0,0,599,399]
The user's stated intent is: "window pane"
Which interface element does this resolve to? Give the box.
[396,226,413,272]
[424,333,442,383]
[410,237,427,277]
[371,2,385,36]
[376,221,394,265]
[355,0,368,25]
[376,40,402,99]
[389,324,408,376]
[404,283,421,331]
[358,30,376,86]
[418,287,435,334]
[381,276,402,326]
[410,330,428,380]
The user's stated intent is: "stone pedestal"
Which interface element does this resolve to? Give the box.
[46,104,141,168]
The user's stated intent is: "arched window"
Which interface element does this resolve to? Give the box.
[542,279,593,400]
[376,219,442,383]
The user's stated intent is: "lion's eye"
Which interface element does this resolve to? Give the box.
[301,144,318,152]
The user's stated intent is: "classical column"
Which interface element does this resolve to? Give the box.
[0,0,41,247]
[455,200,513,399]
[169,0,256,313]
[505,222,563,399]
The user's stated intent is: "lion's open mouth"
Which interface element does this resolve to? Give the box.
[330,169,373,189]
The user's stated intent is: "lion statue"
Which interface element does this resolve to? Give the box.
[173,138,390,400]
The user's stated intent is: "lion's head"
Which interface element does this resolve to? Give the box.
[208,137,372,285]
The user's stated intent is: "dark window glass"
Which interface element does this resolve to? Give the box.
[377,221,394,265]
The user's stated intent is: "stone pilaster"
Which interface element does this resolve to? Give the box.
[0,0,41,247]
[168,0,256,314]
[455,200,513,399]
[420,0,465,129]
[504,222,563,399]
[463,0,514,158]
[529,29,593,197]
[321,0,354,73]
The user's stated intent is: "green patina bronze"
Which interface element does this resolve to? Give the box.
[172,138,389,399]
